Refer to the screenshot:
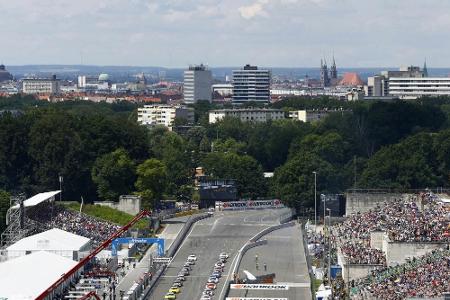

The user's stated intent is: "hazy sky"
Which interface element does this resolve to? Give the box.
[1,0,449,67]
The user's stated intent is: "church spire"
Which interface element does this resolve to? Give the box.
[423,58,428,77]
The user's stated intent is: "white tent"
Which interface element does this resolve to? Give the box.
[0,251,78,299]
[11,190,61,209]
[6,228,91,261]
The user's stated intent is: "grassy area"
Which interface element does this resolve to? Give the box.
[62,202,149,230]
[313,278,323,292]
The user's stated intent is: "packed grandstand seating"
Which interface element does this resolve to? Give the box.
[350,248,450,299]
[340,240,386,265]
[27,203,121,246]
[334,193,449,243]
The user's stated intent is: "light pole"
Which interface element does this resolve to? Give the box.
[321,194,326,226]
[312,171,317,230]
[326,208,331,281]
[58,175,63,201]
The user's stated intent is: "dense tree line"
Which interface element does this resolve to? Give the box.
[0,96,449,212]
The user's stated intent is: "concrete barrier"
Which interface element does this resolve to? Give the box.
[140,213,211,299]
[370,231,385,250]
[345,192,411,215]
[337,251,383,282]
[221,221,295,300]
[382,234,448,266]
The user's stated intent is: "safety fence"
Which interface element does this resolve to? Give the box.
[220,221,295,300]
[140,212,211,299]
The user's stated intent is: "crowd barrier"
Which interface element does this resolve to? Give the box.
[140,212,211,299]
[220,221,295,300]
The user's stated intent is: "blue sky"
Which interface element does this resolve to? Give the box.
[1,0,449,67]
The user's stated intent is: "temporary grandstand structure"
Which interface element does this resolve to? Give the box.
[0,190,60,249]
[5,228,91,261]
[0,250,80,299]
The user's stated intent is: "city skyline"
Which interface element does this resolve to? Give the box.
[1,0,450,67]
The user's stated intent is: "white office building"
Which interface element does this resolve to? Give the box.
[288,110,334,122]
[388,77,450,99]
[232,65,271,104]
[22,75,61,94]
[209,108,285,124]
[137,105,194,128]
[184,64,212,104]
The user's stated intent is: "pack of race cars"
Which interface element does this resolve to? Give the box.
[200,252,229,300]
[164,252,229,300]
[164,254,197,299]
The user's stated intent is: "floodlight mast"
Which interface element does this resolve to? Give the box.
[36,209,151,300]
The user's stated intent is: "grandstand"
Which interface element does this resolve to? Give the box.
[0,191,151,299]
[325,190,450,299]
[1,191,60,249]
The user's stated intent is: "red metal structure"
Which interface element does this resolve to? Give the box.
[79,291,101,300]
[36,210,151,300]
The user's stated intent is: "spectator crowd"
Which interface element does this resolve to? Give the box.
[340,240,386,265]
[350,249,450,299]
[334,195,449,243]
[28,203,121,246]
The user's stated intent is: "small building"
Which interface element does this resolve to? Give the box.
[208,108,285,124]
[22,75,61,94]
[5,228,91,261]
[288,109,333,122]
[137,104,194,129]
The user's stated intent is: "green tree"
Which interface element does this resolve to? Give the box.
[202,152,266,198]
[135,159,167,209]
[0,190,10,233]
[272,152,339,210]
[28,110,85,199]
[358,133,442,189]
[91,148,136,201]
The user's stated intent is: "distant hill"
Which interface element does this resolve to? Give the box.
[5,65,450,83]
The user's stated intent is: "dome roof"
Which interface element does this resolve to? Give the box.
[339,72,364,86]
[98,73,109,81]
[0,65,13,82]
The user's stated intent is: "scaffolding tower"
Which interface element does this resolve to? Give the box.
[0,194,39,249]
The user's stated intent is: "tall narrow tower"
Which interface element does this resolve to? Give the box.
[423,59,428,77]
[330,56,338,80]
[320,59,330,87]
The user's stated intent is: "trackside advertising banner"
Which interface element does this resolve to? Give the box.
[230,284,289,290]
[220,200,284,211]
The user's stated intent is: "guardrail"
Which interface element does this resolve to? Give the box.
[300,221,315,300]
[140,212,211,299]
[220,221,295,300]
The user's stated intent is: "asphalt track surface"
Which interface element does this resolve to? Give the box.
[146,208,291,300]
[227,223,312,300]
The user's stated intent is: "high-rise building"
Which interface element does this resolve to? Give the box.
[184,64,212,104]
[232,64,271,104]
[22,75,60,94]
[320,59,330,87]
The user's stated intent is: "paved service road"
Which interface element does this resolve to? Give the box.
[115,220,185,297]
[147,208,291,300]
[228,223,312,300]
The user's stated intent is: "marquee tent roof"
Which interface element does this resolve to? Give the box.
[6,228,90,251]
[0,251,77,299]
[12,190,60,209]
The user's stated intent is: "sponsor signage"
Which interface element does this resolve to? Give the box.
[221,200,284,211]
[152,257,172,263]
[230,284,289,290]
